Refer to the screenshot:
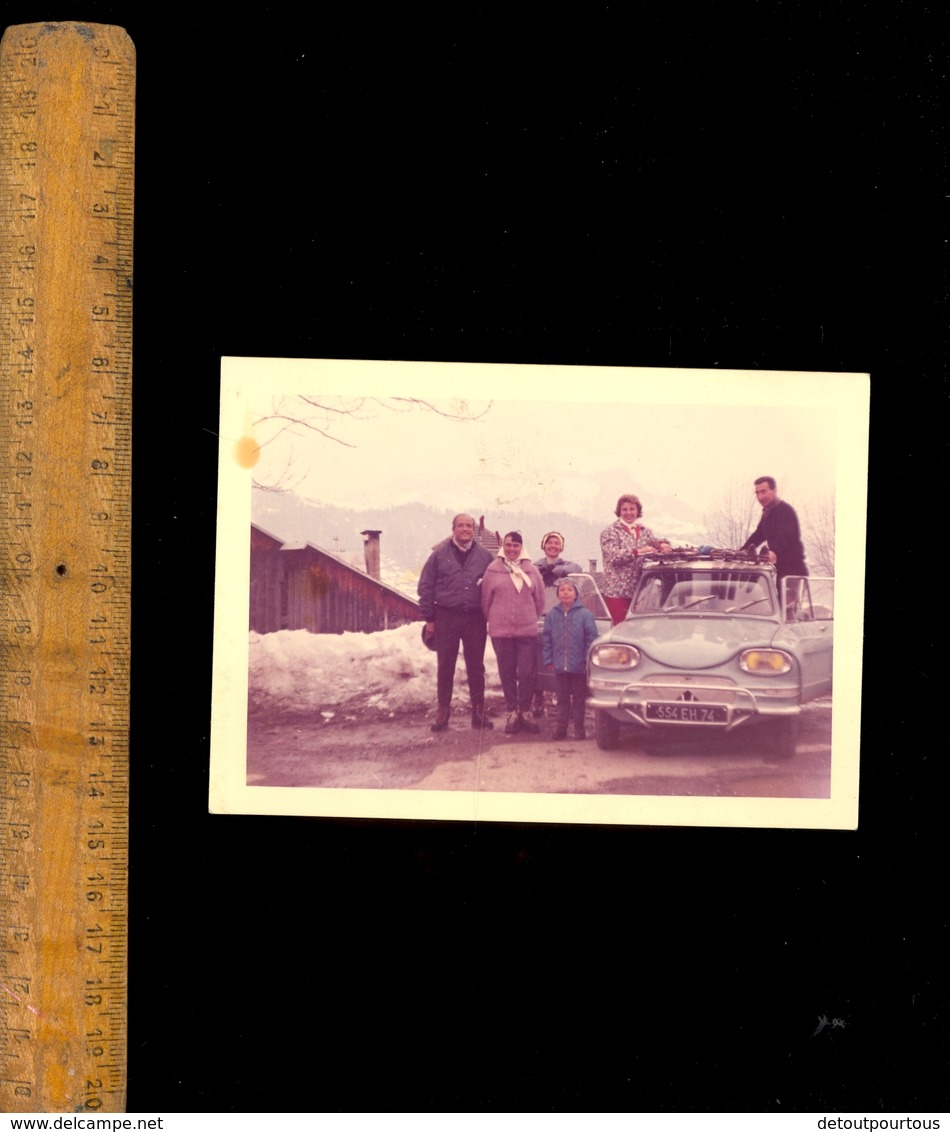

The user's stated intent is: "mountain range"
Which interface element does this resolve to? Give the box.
[251,488,714,596]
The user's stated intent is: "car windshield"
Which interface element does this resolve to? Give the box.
[630,569,775,616]
[540,573,611,621]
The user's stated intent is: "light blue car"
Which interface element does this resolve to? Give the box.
[586,550,833,758]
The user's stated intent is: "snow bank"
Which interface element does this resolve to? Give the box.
[248,622,502,719]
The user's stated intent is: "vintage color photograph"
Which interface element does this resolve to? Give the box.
[211,358,867,828]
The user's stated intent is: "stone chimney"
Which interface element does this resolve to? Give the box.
[361,530,382,581]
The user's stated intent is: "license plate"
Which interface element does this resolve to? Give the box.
[646,702,728,723]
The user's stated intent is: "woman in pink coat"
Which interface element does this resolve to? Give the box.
[480,531,546,734]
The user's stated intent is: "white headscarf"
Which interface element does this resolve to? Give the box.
[497,546,533,592]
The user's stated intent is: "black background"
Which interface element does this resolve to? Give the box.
[3,4,945,1114]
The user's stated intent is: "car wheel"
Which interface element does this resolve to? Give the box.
[772,716,799,759]
[595,710,621,751]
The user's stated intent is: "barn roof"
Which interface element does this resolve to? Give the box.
[250,521,285,548]
[252,523,418,608]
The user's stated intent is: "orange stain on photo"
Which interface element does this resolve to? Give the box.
[234,434,260,468]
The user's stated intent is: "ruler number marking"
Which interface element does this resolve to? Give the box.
[2,22,132,1111]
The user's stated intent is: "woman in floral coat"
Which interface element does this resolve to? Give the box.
[600,493,671,624]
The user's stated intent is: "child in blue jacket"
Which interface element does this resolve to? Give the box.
[542,578,599,740]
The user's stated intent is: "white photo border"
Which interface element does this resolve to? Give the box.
[210,358,868,829]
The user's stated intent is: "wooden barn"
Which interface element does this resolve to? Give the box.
[249,523,285,633]
[249,523,420,635]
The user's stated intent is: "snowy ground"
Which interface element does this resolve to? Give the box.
[247,623,501,720]
[245,625,833,799]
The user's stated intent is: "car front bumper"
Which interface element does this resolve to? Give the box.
[587,676,802,731]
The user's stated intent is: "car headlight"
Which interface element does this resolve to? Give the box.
[739,649,793,674]
[590,643,640,669]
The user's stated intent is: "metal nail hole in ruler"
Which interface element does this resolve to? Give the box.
[1,22,133,1113]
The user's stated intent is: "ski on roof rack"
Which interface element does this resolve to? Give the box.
[638,547,774,565]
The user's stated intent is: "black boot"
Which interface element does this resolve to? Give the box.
[431,706,450,732]
[518,713,540,734]
[471,704,494,730]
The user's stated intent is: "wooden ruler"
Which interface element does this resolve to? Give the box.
[0,22,133,1112]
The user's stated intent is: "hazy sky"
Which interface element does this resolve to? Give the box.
[218,356,870,567]
[248,380,839,531]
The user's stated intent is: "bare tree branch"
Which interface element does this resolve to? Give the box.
[388,396,493,421]
[251,448,306,494]
[251,393,493,493]
[702,481,759,549]
[296,396,374,417]
[803,496,836,576]
[253,414,359,449]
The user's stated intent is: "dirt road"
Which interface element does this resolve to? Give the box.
[247,698,832,797]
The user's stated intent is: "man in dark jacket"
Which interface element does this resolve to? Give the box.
[418,513,495,732]
[742,476,808,581]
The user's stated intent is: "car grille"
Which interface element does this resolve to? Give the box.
[638,675,738,705]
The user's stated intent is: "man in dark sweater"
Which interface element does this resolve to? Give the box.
[418,513,495,732]
[742,476,808,581]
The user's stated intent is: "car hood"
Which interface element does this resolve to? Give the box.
[610,614,778,670]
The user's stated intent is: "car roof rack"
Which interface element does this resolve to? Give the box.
[639,547,774,566]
